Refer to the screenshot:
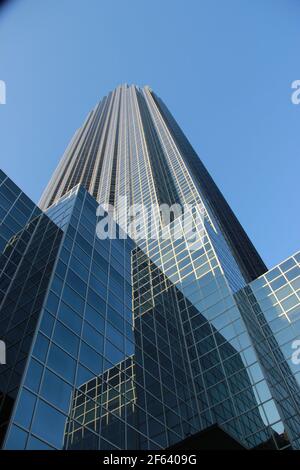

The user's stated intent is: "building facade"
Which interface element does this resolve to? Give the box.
[0,85,300,450]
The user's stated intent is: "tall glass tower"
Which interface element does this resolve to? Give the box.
[39,85,266,284]
[1,85,300,450]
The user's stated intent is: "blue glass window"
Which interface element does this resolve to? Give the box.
[106,323,124,349]
[53,321,80,356]
[40,369,72,413]
[79,342,103,375]
[27,435,54,450]
[51,275,63,296]
[5,425,28,450]
[45,291,60,314]
[69,256,89,282]
[280,258,296,273]
[107,306,124,332]
[55,260,67,279]
[82,323,104,352]
[31,400,66,448]
[62,284,85,314]
[40,310,55,337]
[76,365,95,388]
[270,276,286,291]
[105,341,125,365]
[87,288,106,311]
[24,359,43,392]
[58,301,82,334]
[85,304,105,332]
[47,344,76,383]
[33,333,49,362]
[285,266,300,282]
[14,389,36,429]
[66,269,87,298]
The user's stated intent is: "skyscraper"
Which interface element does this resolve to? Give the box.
[1,85,300,450]
[39,85,266,284]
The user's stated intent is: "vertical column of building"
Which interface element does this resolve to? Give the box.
[78,99,107,192]
[97,87,120,207]
[65,102,104,195]
[142,87,246,291]
[142,88,207,214]
[91,91,115,200]
[134,88,218,287]
[114,85,130,232]
[125,86,161,242]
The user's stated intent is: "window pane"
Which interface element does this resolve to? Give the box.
[40,369,72,413]
[24,359,43,392]
[53,321,79,356]
[27,435,54,450]
[31,400,66,448]
[47,344,76,383]
[5,425,28,450]
[14,389,36,429]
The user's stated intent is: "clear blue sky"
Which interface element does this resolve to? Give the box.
[0,0,299,268]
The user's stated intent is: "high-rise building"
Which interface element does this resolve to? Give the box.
[0,85,300,450]
[39,85,266,284]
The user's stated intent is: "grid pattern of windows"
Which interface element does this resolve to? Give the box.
[0,79,299,450]
[1,173,300,450]
[3,188,135,449]
[132,248,293,449]
[0,169,41,253]
[0,209,62,446]
[235,253,300,448]
[149,90,267,282]
[39,85,266,287]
